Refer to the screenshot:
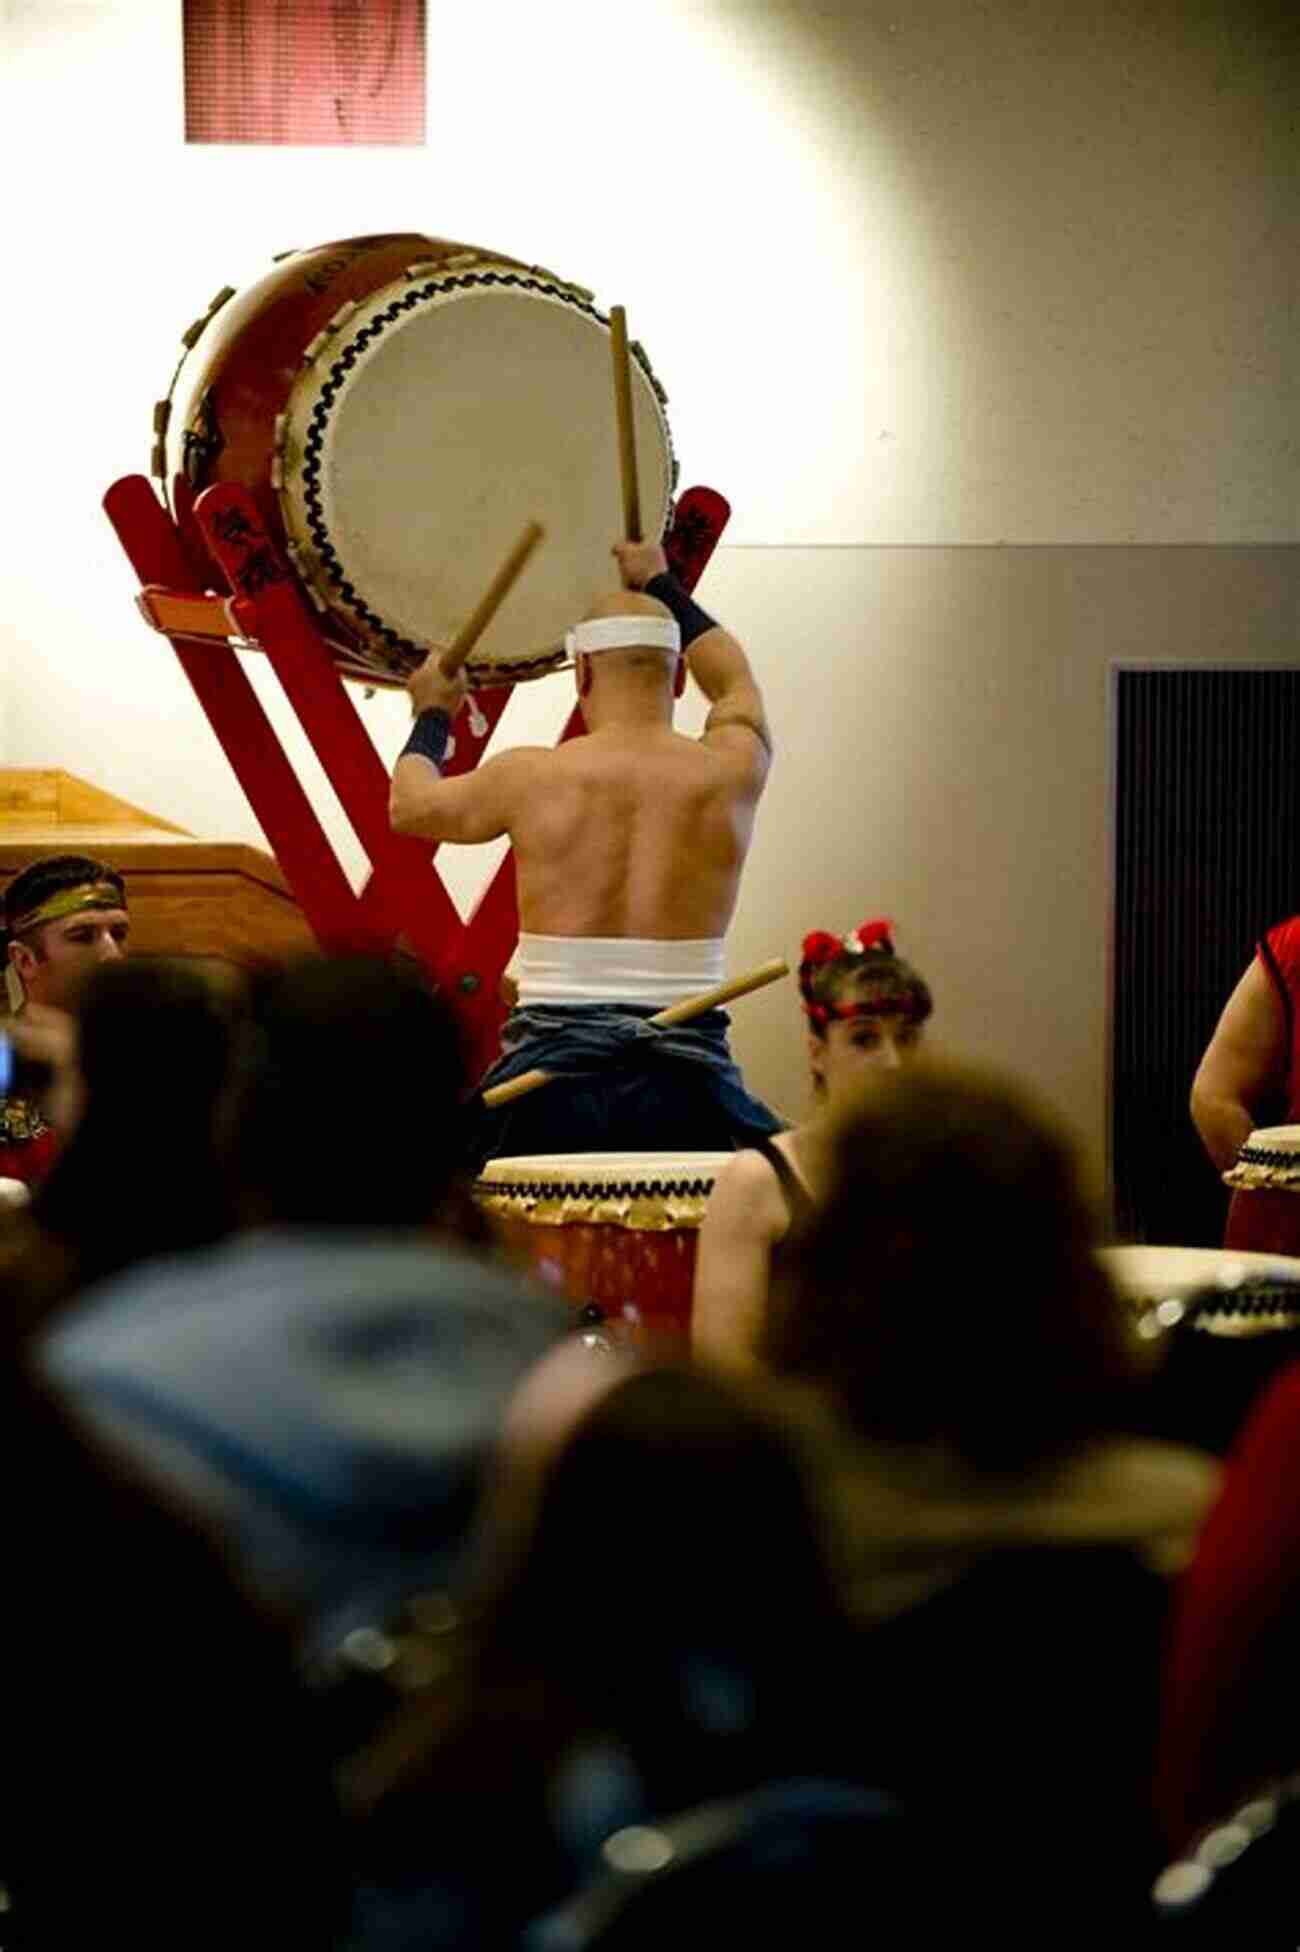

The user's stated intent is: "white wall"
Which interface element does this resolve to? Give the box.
[708,542,1300,1149]
[2,0,1296,1177]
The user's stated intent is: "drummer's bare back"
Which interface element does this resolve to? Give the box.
[397,724,766,939]
[515,726,764,937]
[391,555,772,937]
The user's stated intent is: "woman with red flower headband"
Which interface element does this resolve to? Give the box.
[693,921,933,1370]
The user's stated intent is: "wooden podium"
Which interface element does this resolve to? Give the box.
[0,769,316,968]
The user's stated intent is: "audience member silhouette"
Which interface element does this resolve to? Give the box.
[340,1362,869,1949]
[0,956,240,1340]
[40,955,568,1653]
[765,1062,1219,1929]
[0,1360,345,1948]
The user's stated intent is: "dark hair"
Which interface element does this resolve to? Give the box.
[231,954,468,1229]
[346,1366,853,1825]
[765,1063,1133,1471]
[475,1366,841,1669]
[3,854,126,946]
[29,957,239,1297]
[0,1360,348,1944]
[799,930,932,1038]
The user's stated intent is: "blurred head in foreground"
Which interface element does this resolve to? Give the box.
[230,953,469,1230]
[766,1060,1132,1473]
[27,956,239,1293]
[347,1362,852,1831]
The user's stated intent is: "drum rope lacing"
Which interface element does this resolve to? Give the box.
[1138,1279,1300,1337]
[298,272,677,678]
[1230,1143,1300,1170]
[475,1172,721,1202]
[1184,1281,1300,1319]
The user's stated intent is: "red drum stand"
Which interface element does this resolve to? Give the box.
[104,474,729,1076]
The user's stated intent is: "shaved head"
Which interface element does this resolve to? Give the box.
[572,589,686,724]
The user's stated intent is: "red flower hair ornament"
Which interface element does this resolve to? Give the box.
[798,919,907,1027]
[800,919,895,969]
[799,930,845,969]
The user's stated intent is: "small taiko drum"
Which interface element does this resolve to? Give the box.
[1222,1126,1300,1257]
[1101,1242,1300,1452]
[475,1153,732,1348]
[155,235,676,689]
[1102,1244,1300,1337]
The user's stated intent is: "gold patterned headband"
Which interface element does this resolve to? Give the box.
[7,882,126,938]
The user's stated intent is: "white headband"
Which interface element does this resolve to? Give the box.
[565,616,681,658]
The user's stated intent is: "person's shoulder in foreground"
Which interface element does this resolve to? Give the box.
[40,1228,571,1637]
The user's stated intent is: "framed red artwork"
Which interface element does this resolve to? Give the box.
[183,1,426,146]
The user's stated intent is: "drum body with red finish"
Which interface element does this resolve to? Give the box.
[1224,1187,1300,1256]
[1223,1126,1300,1257]
[155,234,676,688]
[475,1153,732,1348]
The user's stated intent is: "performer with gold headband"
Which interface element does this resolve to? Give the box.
[390,538,781,1162]
[1,856,131,1184]
[693,923,934,1371]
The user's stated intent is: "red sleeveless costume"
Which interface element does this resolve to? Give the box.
[1223,918,1300,1253]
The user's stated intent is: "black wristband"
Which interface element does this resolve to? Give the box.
[401,708,452,769]
[644,572,718,651]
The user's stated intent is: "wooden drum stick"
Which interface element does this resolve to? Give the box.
[608,306,642,544]
[480,957,790,1109]
[438,520,545,678]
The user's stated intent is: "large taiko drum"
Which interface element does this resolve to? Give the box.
[155,235,676,688]
[1101,1242,1300,1453]
[475,1153,732,1348]
[1222,1126,1300,1257]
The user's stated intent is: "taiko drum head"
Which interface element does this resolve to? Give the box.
[158,236,676,686]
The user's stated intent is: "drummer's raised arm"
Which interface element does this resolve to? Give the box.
[612,540,772,779]
[389,655,538,843]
